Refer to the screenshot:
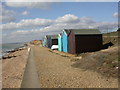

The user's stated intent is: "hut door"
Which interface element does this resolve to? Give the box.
[69,32,76,54]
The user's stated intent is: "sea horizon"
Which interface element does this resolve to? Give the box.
[0,43,26,58]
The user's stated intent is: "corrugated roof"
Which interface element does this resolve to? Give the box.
[65,29,101,35]
[47,35,58,39]
[64,29,71,35]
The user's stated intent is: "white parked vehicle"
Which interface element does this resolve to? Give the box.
[51,45,58,50]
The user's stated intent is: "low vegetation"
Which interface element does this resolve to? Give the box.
[103,31,118,45]
[72,31,119,78]
[30,40,42,46]
[72,46,119,78]
[103,31,118,37]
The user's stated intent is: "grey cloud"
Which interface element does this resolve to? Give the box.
[2,18,54,30]
[2,14,118,43]
[2,14,96,31]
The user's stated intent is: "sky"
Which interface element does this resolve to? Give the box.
[1,0,119,43]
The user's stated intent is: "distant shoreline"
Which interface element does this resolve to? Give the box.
[1,42,28,44]
[1,43,28,60]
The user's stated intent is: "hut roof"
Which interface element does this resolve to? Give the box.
[65,29,101,35]
[64,29,71,35]
[47,35,58,39]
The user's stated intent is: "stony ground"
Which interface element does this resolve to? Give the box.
[2,48,28,88]
[33,46,118,88]
[72,46,119,78]
[2,44,118,88]
[0,60,2,89]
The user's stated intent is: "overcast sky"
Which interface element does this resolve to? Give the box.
[1,0,119,43]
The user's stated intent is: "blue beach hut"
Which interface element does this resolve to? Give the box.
[42,38,44,47]
[42,36,47,47]
[42,38,46,47]
[58,33,62,51]
[62,29,70,53]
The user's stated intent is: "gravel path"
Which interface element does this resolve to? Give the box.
[21,48,40,88]
[33,46,118,88]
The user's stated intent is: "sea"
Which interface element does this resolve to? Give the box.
[0,43,25,58]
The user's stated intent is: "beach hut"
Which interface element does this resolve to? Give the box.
[67,29,103,54]
[45,35,51,48]
[62,30,71,53]
[42,38,44,47]
[45,35,58,48]
[50,35,58,46]
[58,33,62,51]
[42,36,47,47]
